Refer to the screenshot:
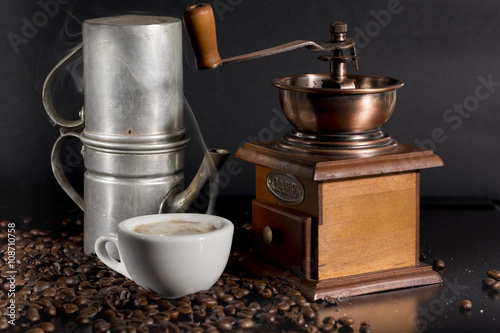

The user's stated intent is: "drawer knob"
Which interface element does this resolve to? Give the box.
[263,226,273,244]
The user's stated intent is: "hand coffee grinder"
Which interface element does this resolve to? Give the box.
[184,4,443,300]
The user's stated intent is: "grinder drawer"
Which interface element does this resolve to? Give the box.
[252,200,312,279]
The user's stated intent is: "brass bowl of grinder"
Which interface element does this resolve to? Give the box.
[272,74,404,133]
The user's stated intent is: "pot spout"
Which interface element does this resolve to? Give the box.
[159,148,231,213]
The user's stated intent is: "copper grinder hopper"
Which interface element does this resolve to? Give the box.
[183,4,404,156]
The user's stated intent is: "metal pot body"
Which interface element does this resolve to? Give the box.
[45,16,187,256]
[83,15,184,138]
[81,143,185,255]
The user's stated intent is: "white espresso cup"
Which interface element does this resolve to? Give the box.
[95,213,234,299]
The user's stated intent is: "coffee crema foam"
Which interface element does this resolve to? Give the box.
[133,220,217,236]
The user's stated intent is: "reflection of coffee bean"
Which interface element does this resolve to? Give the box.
[320,323,335,332]
[323,316,336,325]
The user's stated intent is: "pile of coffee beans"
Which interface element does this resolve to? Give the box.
[0,216,370,333]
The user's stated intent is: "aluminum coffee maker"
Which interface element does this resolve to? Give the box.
[43,15,229,256]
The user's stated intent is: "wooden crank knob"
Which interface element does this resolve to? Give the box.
[183,3,222,69]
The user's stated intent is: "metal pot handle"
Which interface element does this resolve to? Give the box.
[51,127,84,210]
[42,44,84,129]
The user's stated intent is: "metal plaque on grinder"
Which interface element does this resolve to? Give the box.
[266,171,304,205]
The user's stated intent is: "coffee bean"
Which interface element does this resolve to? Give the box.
[27,307,40,322]
[42,287,57,298]
[259,287,273,299]
[338,316,354,326]
[257,312,275,324]
[202,297,217,308]
[458,299,472,311]
[210,286,225,299]
[291,294,308,306]
[324,296,337,306]
[25,328,44,333]
[262,302,278,314]
[278,302,290,313]
[33,281,50,293]
[220,293,234,303]
[176,305,193,315]
[253,280,266,291]
[37,322,56,332]
[224,304,236,316]
[216,319,233,332]
[0,317,8,330]
[289,313,305,326]
[323,316,336,325]
[63,267,76,276]
[483,278,496,287]
[62,303,79,314]
[488,270,500,279]
[302,306,316,320]
[491,282,500,291]
[433,259,445,270]
[235,288,250,299]
[93,319,111,332]
[248,302,261,311]
[237,309,254,319]
[44,305,57,317]
[239,318,254,329]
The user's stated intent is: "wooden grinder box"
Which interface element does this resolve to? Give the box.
[236,141,444,300]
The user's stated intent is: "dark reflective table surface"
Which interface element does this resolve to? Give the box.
[3,200,500,332]
[217,199,500,332]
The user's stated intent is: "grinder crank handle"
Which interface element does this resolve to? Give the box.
[183,3,354,69]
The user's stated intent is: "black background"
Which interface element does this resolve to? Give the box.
[1,0,499,215]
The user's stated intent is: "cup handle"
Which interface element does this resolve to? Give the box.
[50,127,84,210]
[95,233,131,279]
[42,44,84,129]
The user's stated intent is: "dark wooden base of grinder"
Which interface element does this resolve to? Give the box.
[236,140,444,300]
[238,253,442,300]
